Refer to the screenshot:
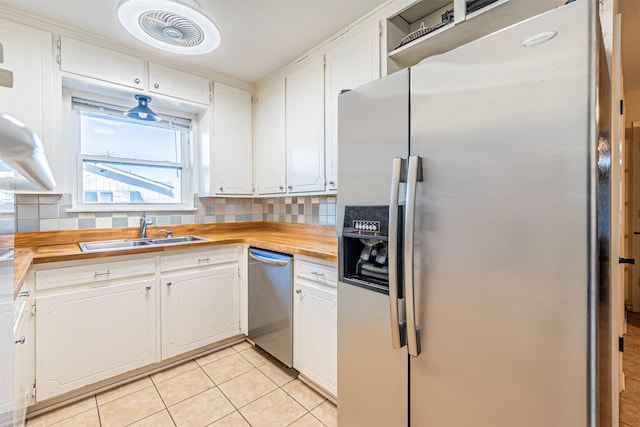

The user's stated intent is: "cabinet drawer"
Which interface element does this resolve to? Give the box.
[160,246,239,272]
[295,258,337,285]
[36,257,155,290]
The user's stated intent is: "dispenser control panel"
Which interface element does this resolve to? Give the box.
[352,220,380,233]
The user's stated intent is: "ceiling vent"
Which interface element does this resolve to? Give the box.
[117,0,221,55]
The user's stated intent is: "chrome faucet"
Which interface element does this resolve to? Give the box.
[158,229,173,238]
[139,214,152,238]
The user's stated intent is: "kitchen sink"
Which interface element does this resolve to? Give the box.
[78,235,210,252]
[147,236,207,245]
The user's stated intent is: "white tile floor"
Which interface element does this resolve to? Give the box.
[26,342,337,427]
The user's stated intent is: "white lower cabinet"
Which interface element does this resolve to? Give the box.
[160,265,240,359]
[35,277,157,401]
[293,258,337,397]
[14,278,35,427]
[30,246,244,402]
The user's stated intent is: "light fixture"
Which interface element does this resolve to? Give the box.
[117,0,221,55]
[125,95,161,122]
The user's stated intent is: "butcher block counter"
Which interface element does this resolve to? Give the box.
[13,221,337,298]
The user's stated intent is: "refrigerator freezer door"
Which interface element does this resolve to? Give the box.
[336,69,410,235]
[337,69,410,426]
[337,282,408,427]
[408,1,595,426]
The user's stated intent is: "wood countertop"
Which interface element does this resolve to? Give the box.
[13,222,337,298]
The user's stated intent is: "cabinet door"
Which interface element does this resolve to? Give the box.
[13,286,34,427]
[286,56,325,193]
[35,279,157,401]
[0,300,13,421]
[293,278,337,396]
[325,22,380,191]
[60,36,144,90]
[255,79,287,195]
[212,83,253,195]
[161,265,240,359]
[0,20,54,159]
[148,63,210,105]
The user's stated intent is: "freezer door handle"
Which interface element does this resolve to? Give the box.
[404,155,423,357]
[389,157,407,349]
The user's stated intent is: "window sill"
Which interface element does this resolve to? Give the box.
[67,205,198,213]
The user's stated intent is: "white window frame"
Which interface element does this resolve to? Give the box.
[70,96,196,212]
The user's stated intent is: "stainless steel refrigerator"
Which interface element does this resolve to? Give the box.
[337,1,612,426]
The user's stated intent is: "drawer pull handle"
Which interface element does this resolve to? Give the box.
[295,289,302,294]
[94,270,111,277]
[198,258,211,263]
[18,290,30,298]
[311,271,325,277]
[15,336,26,345]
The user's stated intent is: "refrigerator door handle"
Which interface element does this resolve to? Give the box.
[404,155,423,357]
[389,157,407,349]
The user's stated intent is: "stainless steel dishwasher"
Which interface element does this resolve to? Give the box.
[248,247,293,367]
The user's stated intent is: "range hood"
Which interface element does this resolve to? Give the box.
[0,114,55,191]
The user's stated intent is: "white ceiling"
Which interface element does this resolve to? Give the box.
[0,0,388,84]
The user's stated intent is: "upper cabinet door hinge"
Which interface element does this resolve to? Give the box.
[619,336,624,352]
[31,302,36,315]
[209,82,213,103]
[620,99,624,115]
[56,38,61,64]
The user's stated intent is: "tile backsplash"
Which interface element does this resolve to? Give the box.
[15,194,337,232]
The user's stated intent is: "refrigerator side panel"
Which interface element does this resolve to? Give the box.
[594,13,612,426]
[409,2,592,426]
[336,69,409,236]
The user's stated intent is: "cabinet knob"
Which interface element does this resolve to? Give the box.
[134,78,140,84]
[329,180,335,186]
[145,285,152,290]
[295,289,302,294]
[154,83,160,89]
[219,186,224,192]
[15,336,26,345]
[288,185,293,190]
[279,185,284,191]
[166,282,172,287]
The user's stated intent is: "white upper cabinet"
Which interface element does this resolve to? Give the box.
[0,20,55,163]
[325,21,380,191]
[286,55,325,193]
[60,36,145,90]
[148,62,210,105]
[60,37,211,105]
[212,82,253,195]
[255,78,286,195]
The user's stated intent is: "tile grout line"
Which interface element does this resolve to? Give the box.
[147,373,178,427]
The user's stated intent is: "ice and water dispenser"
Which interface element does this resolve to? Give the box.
[339,205,402,294]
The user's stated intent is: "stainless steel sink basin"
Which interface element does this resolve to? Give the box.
[78,235,210,252]
[148,236,208,245]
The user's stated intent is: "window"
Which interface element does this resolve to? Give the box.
[72,98,192,210]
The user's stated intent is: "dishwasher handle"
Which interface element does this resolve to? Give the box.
[249,249,290,266]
